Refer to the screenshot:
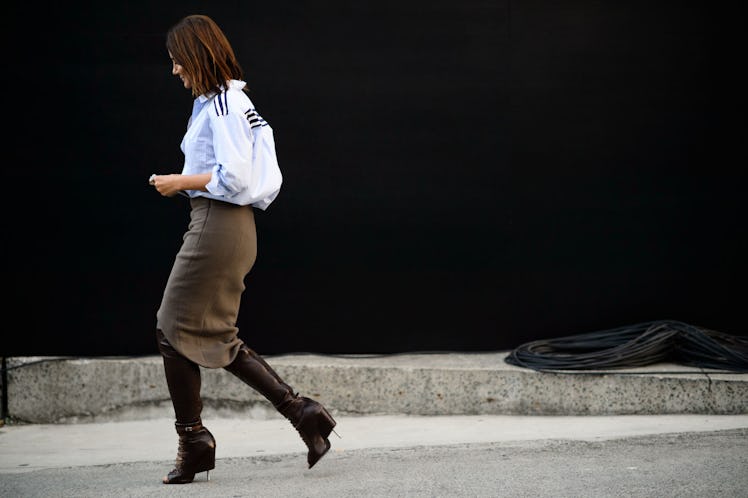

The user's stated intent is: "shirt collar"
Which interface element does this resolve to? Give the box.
[197,79,247,103]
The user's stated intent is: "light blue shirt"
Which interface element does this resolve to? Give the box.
[180,79,275,206]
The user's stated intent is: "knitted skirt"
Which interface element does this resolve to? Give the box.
[156,196,257,368]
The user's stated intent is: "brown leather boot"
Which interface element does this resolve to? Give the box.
[156,330,215,483]
[156,329,203,423]
[163,419,216,484]
[225,344,338,468]
[275,393,338,468]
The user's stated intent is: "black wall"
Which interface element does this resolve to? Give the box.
[6,1,746,356]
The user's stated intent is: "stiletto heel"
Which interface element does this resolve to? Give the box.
[320,406,341,438]
[317,408,337,439]
[163,420,216,484]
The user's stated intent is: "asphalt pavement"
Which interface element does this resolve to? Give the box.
[1,414,747,497]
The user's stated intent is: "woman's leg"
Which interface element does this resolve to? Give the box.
[157,329,203,423]
[224,343,337,469]
[156,330,216,484]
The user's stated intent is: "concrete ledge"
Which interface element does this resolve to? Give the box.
[5,353,747,423]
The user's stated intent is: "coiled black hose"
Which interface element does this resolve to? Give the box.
[504,320,748,373]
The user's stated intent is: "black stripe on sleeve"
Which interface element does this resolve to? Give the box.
[214,92,231,116]
[244,108,268,128]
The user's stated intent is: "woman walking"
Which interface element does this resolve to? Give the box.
[149,14,337,484]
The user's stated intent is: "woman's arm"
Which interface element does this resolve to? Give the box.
[150,173,212,197]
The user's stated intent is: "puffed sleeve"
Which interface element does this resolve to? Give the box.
[205,97,253,199]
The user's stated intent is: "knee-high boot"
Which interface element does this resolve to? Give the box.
[224,343,337,469]
[157,329,216,484]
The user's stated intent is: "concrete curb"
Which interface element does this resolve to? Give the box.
[5,353,747,423]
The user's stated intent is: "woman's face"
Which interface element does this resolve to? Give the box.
[169,51,191,90]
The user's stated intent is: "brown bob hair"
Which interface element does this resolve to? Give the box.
[166,14,246,98]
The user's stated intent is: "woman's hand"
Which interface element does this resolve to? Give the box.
[149,174,185,197]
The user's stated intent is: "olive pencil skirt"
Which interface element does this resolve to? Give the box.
[156,196,257,368]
